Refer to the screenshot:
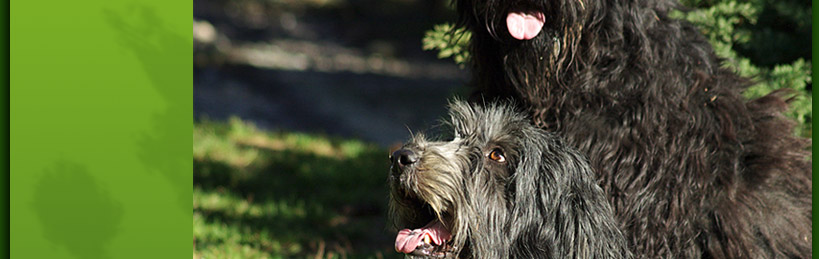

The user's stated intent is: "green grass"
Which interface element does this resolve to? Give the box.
[193,117,399,258]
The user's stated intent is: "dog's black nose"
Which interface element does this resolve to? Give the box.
[391,149,418,169]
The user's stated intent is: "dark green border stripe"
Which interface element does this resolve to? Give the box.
[812,1,817,252]
[2,0,9,256]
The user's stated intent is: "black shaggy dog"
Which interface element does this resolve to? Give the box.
[454,0,812,258]
[389,101,632,258]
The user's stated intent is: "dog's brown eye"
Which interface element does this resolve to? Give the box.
[488,148,506,163]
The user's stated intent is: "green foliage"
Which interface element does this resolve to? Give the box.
[193,118,397,258]
[422,23,471,66]
[675,0,812,137]
[422,0,812,137]
[671,1,757,60]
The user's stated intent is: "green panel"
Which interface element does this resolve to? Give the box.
[10,0,191,258]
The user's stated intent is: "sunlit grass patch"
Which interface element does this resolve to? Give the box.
[194,117,397,258]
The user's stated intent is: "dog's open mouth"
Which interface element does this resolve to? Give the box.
[395,219,454,257]
[393,198,457,257]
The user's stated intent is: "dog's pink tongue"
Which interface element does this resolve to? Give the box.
[395,219,451,254]
[507,12,545,40]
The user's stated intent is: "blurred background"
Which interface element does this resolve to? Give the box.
[193,0,811,257]
[193,0,466,258]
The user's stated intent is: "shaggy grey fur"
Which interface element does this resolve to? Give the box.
[389,101,631,258]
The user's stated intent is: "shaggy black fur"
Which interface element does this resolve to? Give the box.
[454,0,812,258]
[389,101,632,258]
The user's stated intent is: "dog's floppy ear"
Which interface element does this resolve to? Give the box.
[550,149,632,259]
[505,129,558,257]
[508,129,632,258]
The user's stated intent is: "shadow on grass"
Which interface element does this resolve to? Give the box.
[194,126,399,258]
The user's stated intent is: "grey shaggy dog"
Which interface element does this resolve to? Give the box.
[388,100,631,258]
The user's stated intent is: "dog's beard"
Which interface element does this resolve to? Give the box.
[463,0,588,104]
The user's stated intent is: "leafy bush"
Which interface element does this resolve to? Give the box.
[423,0,812,137]
[422,23,471,67]
[675,0,812,137]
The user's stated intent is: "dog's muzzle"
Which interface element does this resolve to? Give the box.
[389,147,457,257]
